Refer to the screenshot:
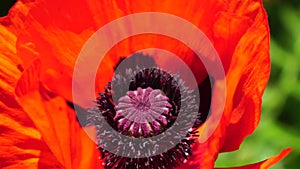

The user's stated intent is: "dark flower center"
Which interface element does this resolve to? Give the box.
[84,53,212,169]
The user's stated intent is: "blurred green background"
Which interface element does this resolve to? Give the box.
[216,0,300,168]
[1,0,299,168]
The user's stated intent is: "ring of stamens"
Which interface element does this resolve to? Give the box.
[86,54,211,169]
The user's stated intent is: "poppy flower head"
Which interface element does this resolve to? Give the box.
[0,0,292,169]
[87,53,205,168]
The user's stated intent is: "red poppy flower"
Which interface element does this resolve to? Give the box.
[0,0,291,169]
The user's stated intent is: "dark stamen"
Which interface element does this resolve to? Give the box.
[85,53,212,169]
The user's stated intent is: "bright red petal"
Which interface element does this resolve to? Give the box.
[0,0,35,34]
[13,0,124,106]
[215,148,292,169]
[220,0,270,152]
[0,24,61,169]
[15,59,101,169]
[12,0,220,106]
[178,0,271,166]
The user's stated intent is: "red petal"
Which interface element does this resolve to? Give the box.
[215,148,292,169]
[0,25,62,168]
[178,0,271,166]
[213,11,252,74]
[0,0,35,34]
[220,0,270,152]
[14,0,124,106]
[13,0,222,106]
[115,0,223,82]
[0,107,63,169]
[0,24,22,74]
[15,59,101,169]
